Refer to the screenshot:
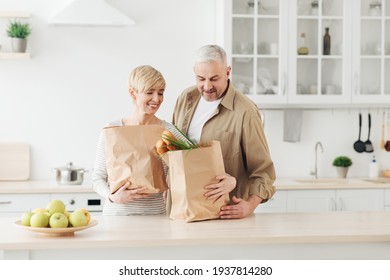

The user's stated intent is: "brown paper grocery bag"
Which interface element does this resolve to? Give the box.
[103,125,168,194]
[167,140,229,222]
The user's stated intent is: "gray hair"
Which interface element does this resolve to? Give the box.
[194,45,227,65]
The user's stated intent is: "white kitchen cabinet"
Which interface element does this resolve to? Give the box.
[385,189,390,211]
[217,0,289,105]
[217,0,389,107]
[288,0,351,105]
[287,189,384,212]
[255,190,287,212]
[0,194,50,217]
[0,11,31,59]
[351,0,390,103]
[0,192,103,217]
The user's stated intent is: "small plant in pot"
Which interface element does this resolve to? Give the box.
[6,20,31,53]
[332,156,352,178]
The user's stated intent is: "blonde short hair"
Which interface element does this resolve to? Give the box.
[128,65,165,93]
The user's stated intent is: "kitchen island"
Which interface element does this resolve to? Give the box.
[1,212,390,260]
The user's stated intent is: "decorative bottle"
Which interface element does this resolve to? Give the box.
[369,155,379,178]
[323,27,331,55]
[297,33,309,55]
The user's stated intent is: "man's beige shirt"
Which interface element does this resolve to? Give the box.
[173,83,276,202]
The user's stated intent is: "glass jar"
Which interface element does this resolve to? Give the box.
[311,1,318,16]
[369,1,382,17]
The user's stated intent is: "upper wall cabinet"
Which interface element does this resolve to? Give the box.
[216,0,389,107]
[351,0,390,104]
[0,11,31,59]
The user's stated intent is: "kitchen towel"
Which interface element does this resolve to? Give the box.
[283,109,303,142]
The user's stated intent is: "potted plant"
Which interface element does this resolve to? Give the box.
[6,20,31,53]
[332,156,352,178]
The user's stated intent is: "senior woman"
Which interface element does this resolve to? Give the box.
[92,65,177,216]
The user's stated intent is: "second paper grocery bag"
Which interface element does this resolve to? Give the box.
[167,140,229,222]
[103,125,168,194]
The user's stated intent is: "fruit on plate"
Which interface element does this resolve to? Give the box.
[19,200,92,229]
[46,199,66,215]
[32,208,50,216]
[69,208,90,227]
[30,212,50,227]
[21,211,34,226]
[49,213,69,228]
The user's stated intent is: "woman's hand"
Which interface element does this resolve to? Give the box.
[108,181,150,204]
[204,173,236,203]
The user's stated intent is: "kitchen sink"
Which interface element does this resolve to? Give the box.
[294,178,348,184]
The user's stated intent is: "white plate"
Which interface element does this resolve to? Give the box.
[14,219,98,235]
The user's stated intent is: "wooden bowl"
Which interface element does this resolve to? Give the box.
[382,170,390,178]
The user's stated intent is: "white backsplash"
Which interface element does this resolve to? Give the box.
[263,109,390,179]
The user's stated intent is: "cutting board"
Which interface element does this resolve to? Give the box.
[0,143,30,181]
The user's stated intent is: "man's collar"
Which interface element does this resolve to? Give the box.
[219,80,234,111]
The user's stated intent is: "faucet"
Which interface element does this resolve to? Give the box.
[311,141,324,179]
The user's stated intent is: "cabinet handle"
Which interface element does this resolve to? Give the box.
[0,201,12,204]
[283,72,287,96]
[338,198,343,211]
[69,199,75,205]
[329,198,335,211]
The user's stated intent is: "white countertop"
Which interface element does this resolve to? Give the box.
[0,180,95,194]
[275,177,390,190]
[1,178,389,195]
[1,212,390,255]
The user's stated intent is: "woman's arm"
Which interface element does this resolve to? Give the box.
[92,131,110,199]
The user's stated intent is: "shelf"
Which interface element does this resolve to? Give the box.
[0,53,31,59]
[0,11,31,18]
[0,11,31,60]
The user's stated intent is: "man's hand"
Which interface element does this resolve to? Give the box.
[204,173,236,203]
[108,181,150,204]
[219,195,262,219]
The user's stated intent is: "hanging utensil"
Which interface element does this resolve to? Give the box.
[381,111,385,150]
[385,115,390,152]
[353,113,366,153]
[364,113,374,153]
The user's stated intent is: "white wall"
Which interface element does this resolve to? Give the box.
[0,0,389,182]
[0,0,217,180]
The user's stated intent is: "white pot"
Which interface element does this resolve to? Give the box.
[336,167,349,178]
[11,38,27,53]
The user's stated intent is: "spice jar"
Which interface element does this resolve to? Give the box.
[311,1,319,16]
[369,0,382,17]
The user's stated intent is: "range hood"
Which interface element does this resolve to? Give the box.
[49,0,135,27]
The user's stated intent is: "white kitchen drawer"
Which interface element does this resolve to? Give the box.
[0,194,50,213]
[385,190,390,206]
[255,190,287,213]
[50,193,103,213]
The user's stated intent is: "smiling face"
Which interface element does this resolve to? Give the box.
[128,65,166,115]
[130,86,164,115]
[194,61,230,101]
[193,45,231,101]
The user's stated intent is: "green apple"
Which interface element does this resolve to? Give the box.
[46,199,66,215]
[30,212,50,227]
[32,208,50,216]
[49,213,68,228]
[21,211,34,226]
[69,208,89,227]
